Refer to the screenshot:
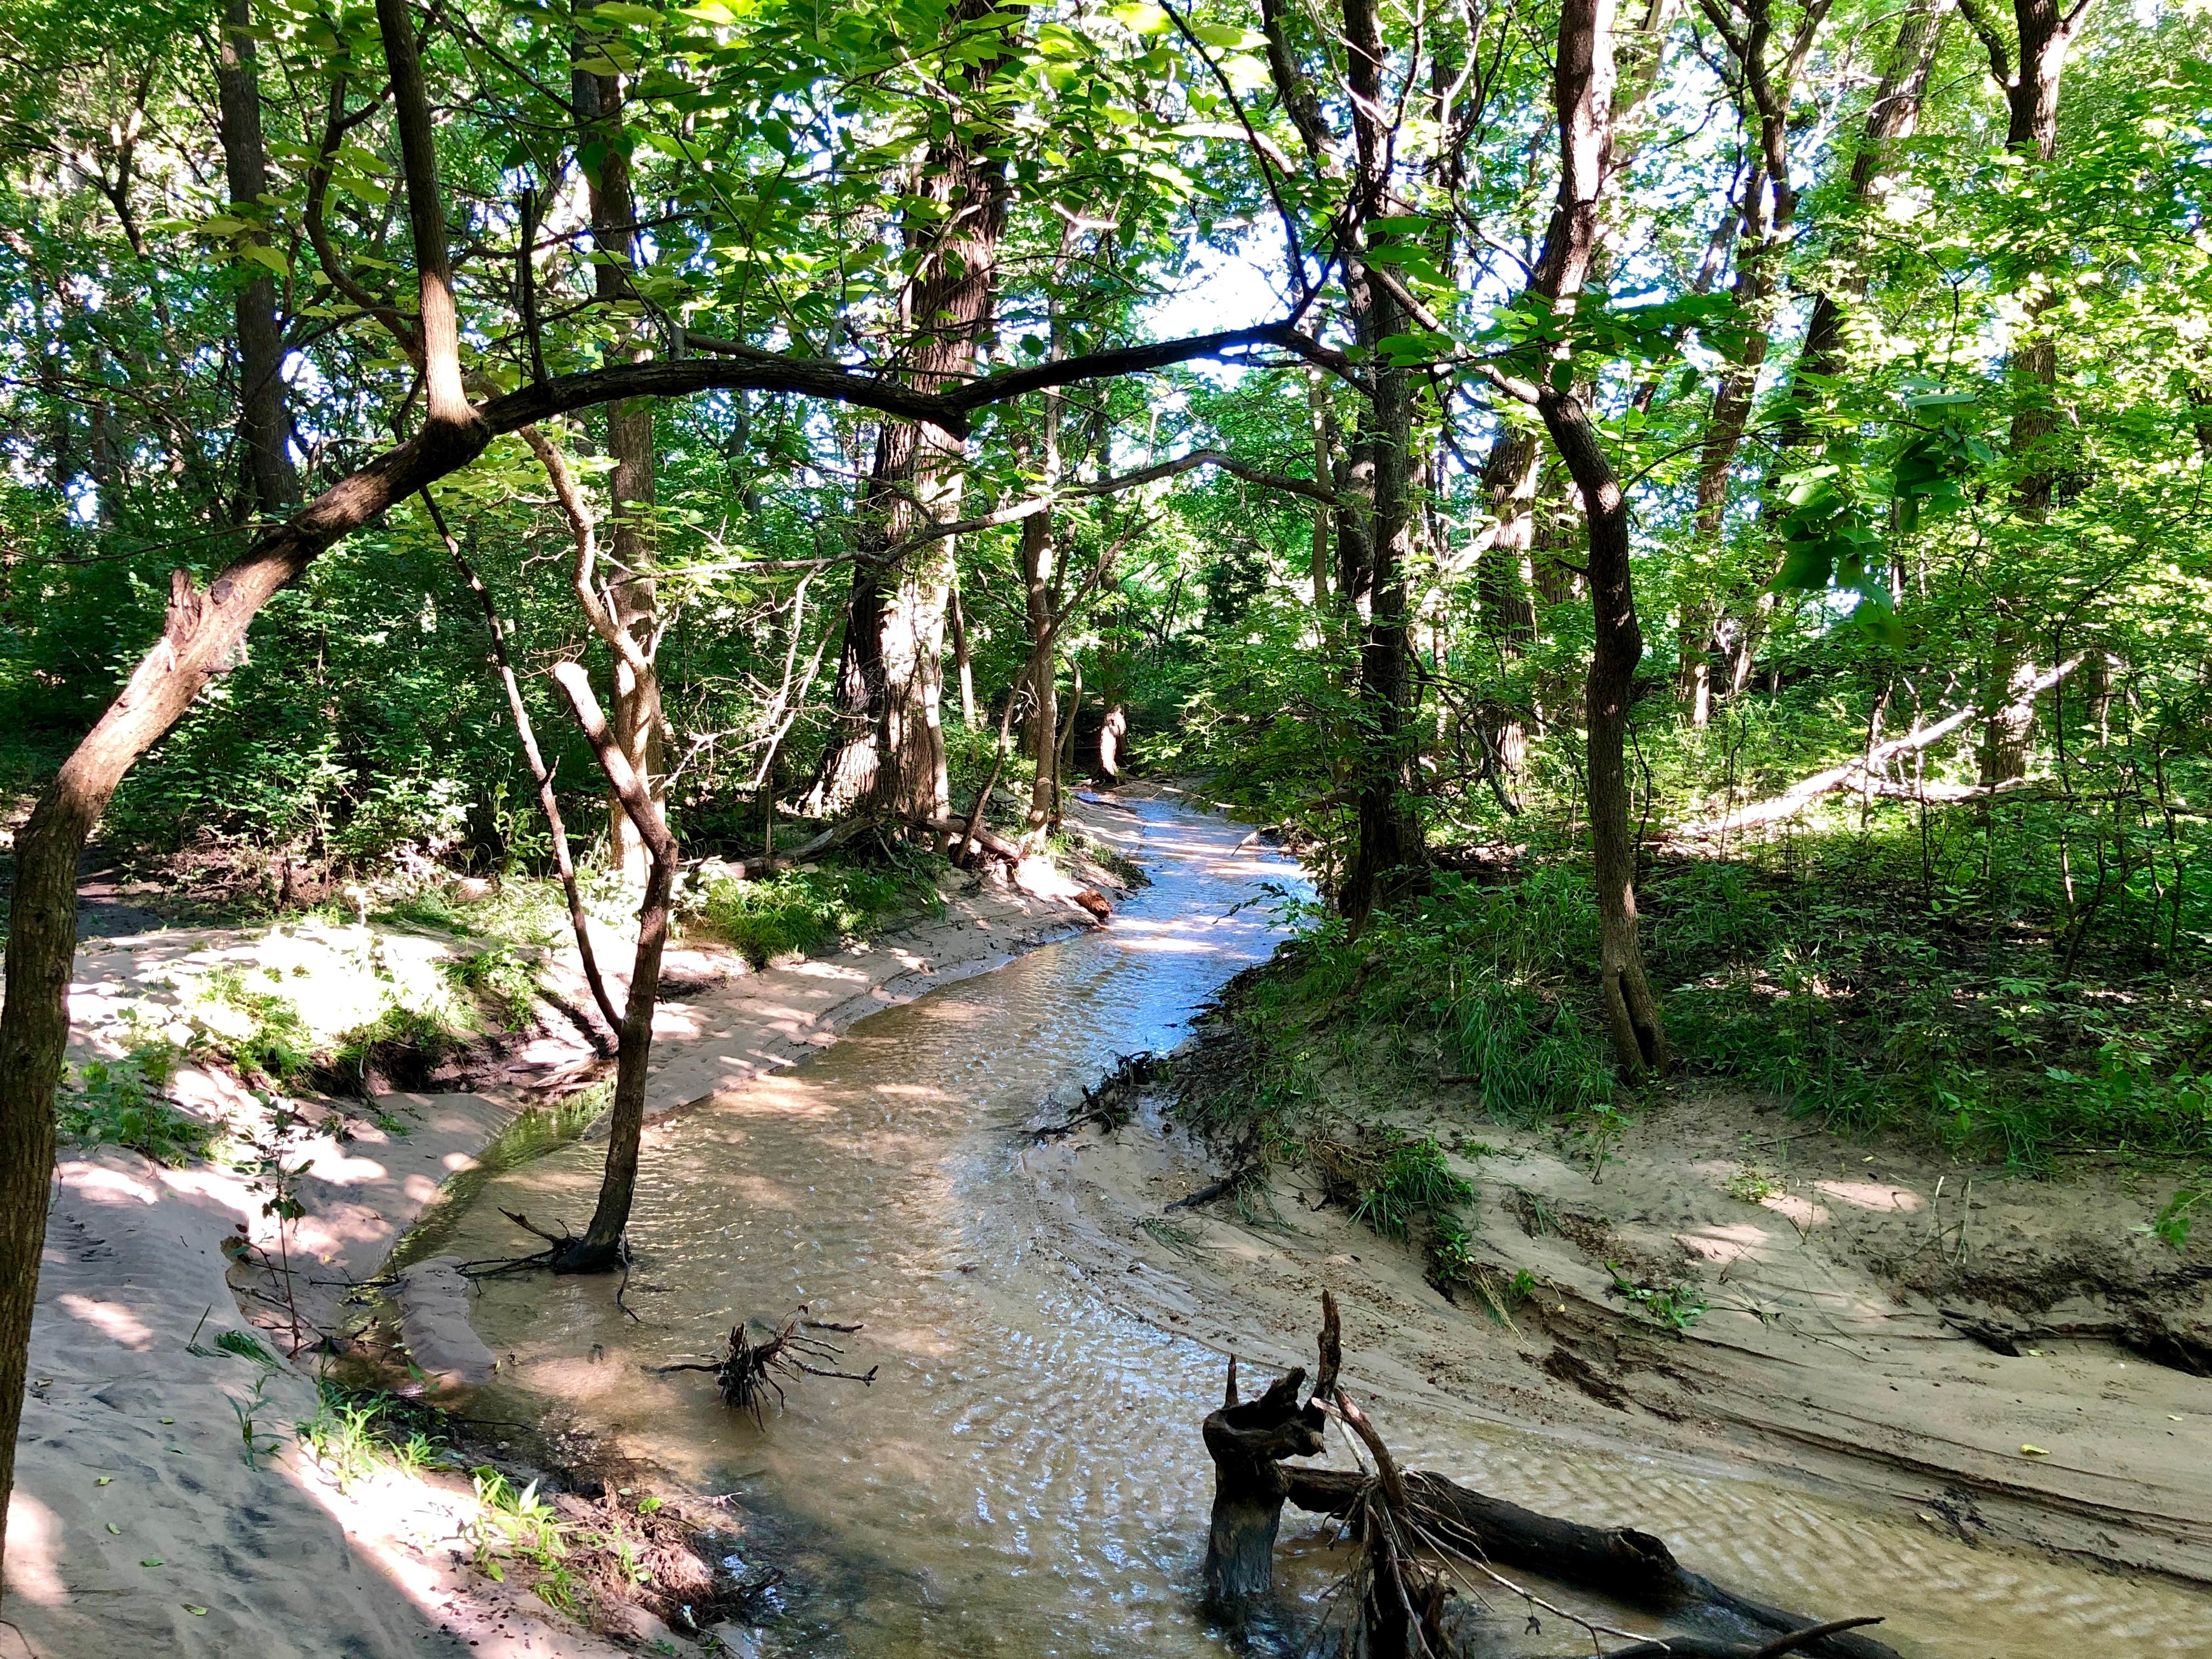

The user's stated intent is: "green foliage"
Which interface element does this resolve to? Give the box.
[1348,1131,1474,1240]
[2151,1180,2208,1251]
[187,969,316,1086]
[296,1381,458,1493]
[1607,1266,1708,1333]
[437,945,545,1030]
[693,860,940,969]
[1231,866,1617,1127]
[56,1043,210,1165]
[1649,833,2212,1164]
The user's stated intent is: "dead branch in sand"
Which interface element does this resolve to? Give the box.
[651,1309,877,1423]
[1201,1294,1900,1659]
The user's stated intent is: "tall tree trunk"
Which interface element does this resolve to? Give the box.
[1970,0,2096,783]
[1338,0,1426,922]
[1519,0,1671,1071]
[1022,508,1060,839]
[1474,0,1679,758]
[212,0,298,516]
[1678,0,1836,723]
[948,574,978,727]
[814,0,1014,820]
[1783,0,1949,426]
[574,53,665,880]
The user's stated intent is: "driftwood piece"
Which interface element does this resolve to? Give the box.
[1033,1051,1158,1139]
[911,813,1025,865]
[651,1309,876,1423]
[1284,1464,1899,1659]
[1199,1291,1341,1604]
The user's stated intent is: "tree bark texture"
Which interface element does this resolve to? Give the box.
[547,662,677,1269]
[1537,0,1669,1071]
[1338,0,1426,923]
[815,0,1014,820]
[574,54,666,880]
[212,0,298,516]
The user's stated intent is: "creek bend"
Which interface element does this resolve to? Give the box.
[426,800,2198,1658]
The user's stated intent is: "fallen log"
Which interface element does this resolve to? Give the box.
[1678,656,2081,838]
[1201,1295,1899,1659]
[1284,1468,1898,1659]
[910,812,1025,865]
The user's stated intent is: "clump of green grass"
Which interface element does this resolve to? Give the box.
[57,1041,212,1165]
[693,860,940,969]
[296,1380,457,1492]
[327,999,476,1092]
[1226,866,1618,1130]
[437,944,543,1030]
[1345,1131,1474,1240]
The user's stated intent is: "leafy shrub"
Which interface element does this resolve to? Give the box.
[57,1042,211,1165]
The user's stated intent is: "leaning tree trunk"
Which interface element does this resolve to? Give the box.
[1547,390,1669,1073]
[1524,0,1668,1073]
[0,0,490,1590]
[546,663,678,1271]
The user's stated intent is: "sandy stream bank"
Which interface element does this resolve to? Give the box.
[1023,1055,2212,1601]
[3,799,1143,1659]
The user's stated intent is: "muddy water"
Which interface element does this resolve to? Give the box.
[436,802,2199,1658]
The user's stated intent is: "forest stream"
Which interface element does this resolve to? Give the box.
[401,800,2204,1659]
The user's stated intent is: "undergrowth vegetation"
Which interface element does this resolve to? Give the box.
[1189,805,2211,1192]
[691,856,944,969]
[55,1043,210,1165]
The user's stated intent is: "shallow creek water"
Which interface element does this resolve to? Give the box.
[430,802,2202,1659]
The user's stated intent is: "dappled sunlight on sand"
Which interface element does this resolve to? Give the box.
[55,1293,155,1351]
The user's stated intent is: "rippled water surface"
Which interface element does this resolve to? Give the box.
[434,800,2203,1658]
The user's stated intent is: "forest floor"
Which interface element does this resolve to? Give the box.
[2,799,1143,1659]
[1022,1035,2212,1594]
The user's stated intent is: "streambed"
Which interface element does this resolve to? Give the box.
[426,800,2202,1658]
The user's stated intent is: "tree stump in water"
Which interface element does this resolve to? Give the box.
[1198,1291,1340,1605]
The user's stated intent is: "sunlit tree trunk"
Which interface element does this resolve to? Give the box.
[574,53,665,882]
[1971,0,2097,784]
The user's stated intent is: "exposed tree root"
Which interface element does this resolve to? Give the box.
[651,1308,877,1423]
[1032,1051,1158,1139]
